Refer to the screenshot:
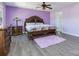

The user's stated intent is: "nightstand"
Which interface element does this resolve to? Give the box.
[12,26,23,36]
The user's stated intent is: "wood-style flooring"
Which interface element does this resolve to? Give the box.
[8,33,79,56]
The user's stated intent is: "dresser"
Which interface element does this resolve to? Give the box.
[12,26,23,36]
[0,27,11,56]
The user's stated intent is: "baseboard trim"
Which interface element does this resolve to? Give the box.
[63,31,79,37]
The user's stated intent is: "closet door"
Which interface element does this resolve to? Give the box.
[55,11,63,34]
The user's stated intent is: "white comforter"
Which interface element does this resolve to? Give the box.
[26,24,55,32]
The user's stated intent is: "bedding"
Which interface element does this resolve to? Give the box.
[26,23,35,26]
[26,23,55,32]
[24,16,56,40]
[36,23,43,25]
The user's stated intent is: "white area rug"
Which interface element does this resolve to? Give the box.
[34,35,66,48]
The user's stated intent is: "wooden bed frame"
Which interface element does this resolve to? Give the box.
[24,16,56,39]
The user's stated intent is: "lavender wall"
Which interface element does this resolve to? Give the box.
[5,6,50,27]
[50,11,56,26]
[61,4,79,36]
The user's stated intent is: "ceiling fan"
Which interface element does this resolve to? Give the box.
[37,2,52,10]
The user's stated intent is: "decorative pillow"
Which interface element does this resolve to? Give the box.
[35,25,42,31]
[26,25,36,31]
[26,23,35,26]
[36,23,43,25]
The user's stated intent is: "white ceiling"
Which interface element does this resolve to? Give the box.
[5,2,77,11]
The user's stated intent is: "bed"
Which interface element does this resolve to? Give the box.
[24,16,56,39]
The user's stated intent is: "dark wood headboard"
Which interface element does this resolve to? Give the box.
[24,16,44,31]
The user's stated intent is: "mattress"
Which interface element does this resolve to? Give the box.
[26,24,55,32]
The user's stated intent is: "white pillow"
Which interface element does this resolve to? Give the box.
[34,25,42,31]
[26,23,35,26]
[36,23,43,25]
[26,25,36,32]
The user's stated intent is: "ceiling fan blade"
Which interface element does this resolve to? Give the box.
[46,6,52,9]
[36,7,41,8]
[36,5,42,8]
[46,4,51,6]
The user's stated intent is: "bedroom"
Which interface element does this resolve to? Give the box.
[0,2,79,56]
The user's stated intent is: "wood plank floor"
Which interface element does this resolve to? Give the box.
[8,33,79,56]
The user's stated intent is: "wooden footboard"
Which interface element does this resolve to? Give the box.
[27,29,56,40]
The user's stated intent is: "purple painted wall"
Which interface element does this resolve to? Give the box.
[50,11,55,26]
[5,6,50,27]
[61,4,79,36]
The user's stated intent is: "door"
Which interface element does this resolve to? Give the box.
[55,11,63,34]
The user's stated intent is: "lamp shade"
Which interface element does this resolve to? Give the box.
[14,17,20,21]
